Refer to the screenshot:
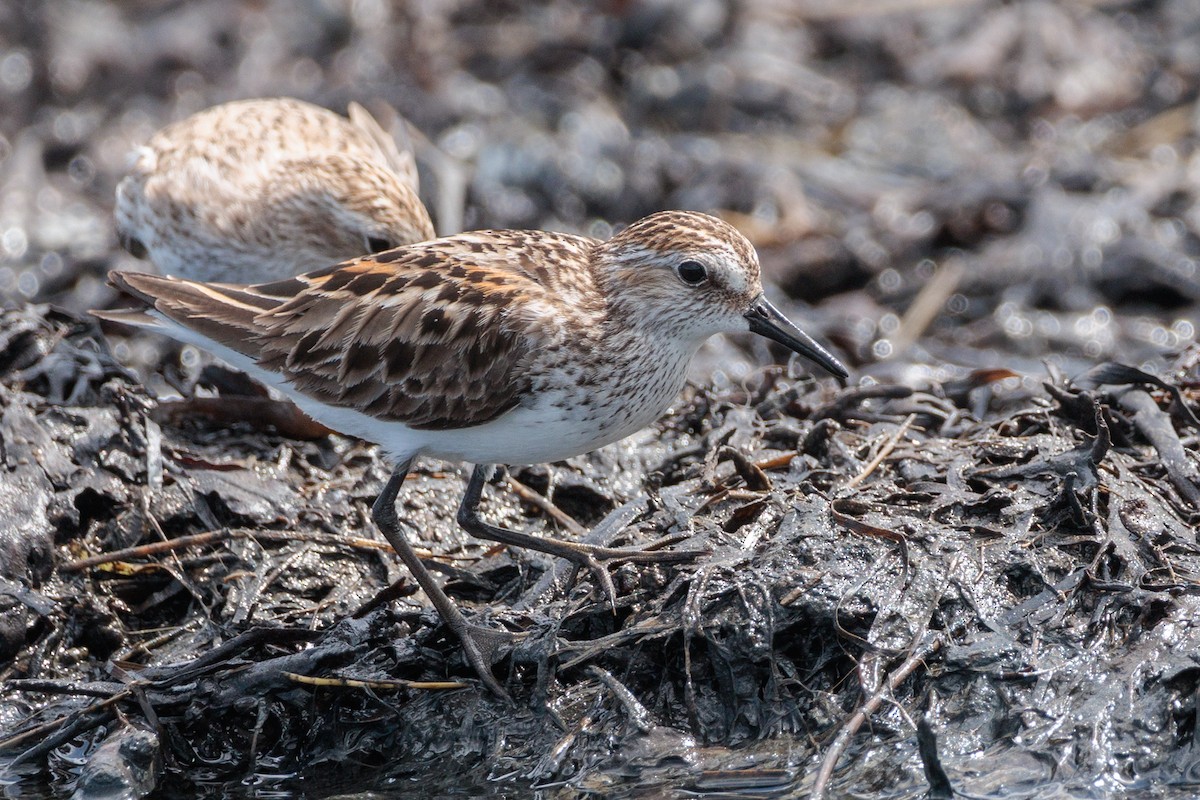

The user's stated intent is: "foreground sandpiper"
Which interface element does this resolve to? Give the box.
[115,97,436,283]
[95,210,848,696]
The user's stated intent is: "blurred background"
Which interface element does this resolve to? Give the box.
[4,4,1200,796]
[0,0,1198,381]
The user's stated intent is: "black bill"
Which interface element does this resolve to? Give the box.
[744,295,848,378]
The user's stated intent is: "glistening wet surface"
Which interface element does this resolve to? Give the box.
[5,1,1200,798]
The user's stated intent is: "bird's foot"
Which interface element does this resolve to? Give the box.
[543,540,703,611]
[459,464,705,612]
[459,514,702,611]
[450,621,526,699]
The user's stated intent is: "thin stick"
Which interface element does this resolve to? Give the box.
[282,672,464,691]
[0,690,129,753]
[754,453,797,471]
[792,0,979,25]
[810,636,944,799]
[845,413,916,489]
[890,258,965,356]
[61,529,427,572]
[506,475,588,537]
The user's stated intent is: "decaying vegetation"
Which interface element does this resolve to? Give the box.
[3,0,1200,796]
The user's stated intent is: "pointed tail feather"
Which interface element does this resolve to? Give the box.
[100,270,286,360]
[91,307,166,329]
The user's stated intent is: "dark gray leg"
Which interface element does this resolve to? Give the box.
[372,460,511,698]
[456,464,697,608]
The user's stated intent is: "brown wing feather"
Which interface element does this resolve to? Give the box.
[252,257,540,429]
[106,235,585,430]
[107,271,281,356]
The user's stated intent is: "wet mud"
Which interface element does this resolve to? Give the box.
[3,1,1200,798]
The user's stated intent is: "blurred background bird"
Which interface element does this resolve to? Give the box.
[114,97,436,284]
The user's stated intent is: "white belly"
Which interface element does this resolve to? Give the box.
[297,343,695,465]
[149,312,697,466]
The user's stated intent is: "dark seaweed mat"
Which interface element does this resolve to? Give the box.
[3,305,1200,798]
[3,1,1200,795]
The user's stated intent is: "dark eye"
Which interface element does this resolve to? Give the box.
[119,233,148,259]
[676,260,708,285]
[366,236,395,253]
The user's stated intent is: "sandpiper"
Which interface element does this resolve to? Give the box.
[95,210,848,696]
[115,98,436,283]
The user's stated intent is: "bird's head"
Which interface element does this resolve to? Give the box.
[596,210,848,378]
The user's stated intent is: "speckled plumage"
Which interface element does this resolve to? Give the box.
[115,98,436,283]
[98,210,845,463]
[95,210,847,696]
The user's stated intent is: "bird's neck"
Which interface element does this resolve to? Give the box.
[604,295,715,352]
[600,310,706,379]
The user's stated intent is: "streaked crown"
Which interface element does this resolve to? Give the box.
[595,210,764,339]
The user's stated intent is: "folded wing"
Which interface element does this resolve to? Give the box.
[102,248,555,430]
